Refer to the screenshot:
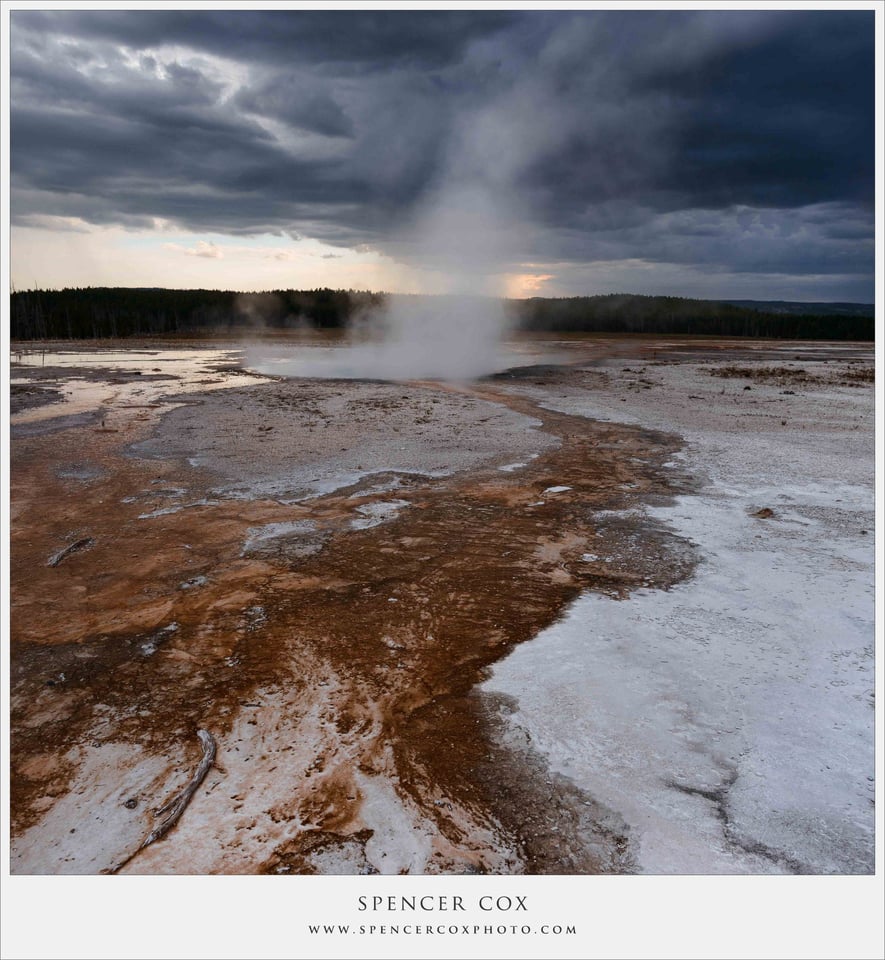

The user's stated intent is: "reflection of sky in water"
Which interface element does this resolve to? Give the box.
[12,348,238,371]
[9,338,569,425]
[246,340,559,381]
[10,348,267,424]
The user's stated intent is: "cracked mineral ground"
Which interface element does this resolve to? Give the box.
[8,335,875,875]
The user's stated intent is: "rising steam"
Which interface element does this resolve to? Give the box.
[247,179,521,381]
[249,17,596,382]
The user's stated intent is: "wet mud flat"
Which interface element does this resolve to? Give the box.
[8,337,873,874]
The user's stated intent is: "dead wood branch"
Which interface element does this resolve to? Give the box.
[144,729,216,845]
[107,729,217,874]
[47,537,94,567]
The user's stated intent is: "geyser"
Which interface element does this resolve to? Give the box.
[245,294,517,381]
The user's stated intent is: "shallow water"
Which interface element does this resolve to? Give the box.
[244,339,558,380]
[10,347,268,424]
[11,347,239,369]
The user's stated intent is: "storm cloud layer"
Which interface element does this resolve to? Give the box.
[9,9,876,299]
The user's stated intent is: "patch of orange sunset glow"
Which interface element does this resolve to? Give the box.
[506,273,555,298]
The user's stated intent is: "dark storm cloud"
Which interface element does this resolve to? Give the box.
[511,11,874,213]
[662,14,875,210]
[541,203,874,277]
[9,9,875,296]
[234,78,355,139]
[12,10,519,70]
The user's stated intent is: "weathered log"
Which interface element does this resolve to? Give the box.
[108,729,216,874]
[143,729,216,846]
[47,537,94,567]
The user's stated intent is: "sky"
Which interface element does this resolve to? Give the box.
[7,7,877,301]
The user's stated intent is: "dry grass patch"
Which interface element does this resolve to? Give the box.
[708,364,873,387]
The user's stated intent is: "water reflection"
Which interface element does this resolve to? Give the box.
[10,346,268,424]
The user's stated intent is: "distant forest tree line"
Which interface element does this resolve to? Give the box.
[9,287,874,341]
[511,294,874,340]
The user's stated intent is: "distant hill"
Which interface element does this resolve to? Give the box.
[8,287,875,341]
[718,300,874,317]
